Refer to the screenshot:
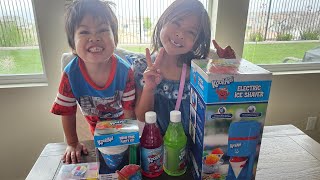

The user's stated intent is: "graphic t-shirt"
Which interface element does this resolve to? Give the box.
[51,55,135,133]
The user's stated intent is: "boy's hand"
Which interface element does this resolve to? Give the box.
[212,40,236,59]
[62,142,88,164]
[143,48,164,91]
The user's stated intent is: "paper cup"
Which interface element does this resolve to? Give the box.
[229,159,247,178]
[98,145,129,170]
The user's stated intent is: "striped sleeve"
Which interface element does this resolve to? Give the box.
[121,69,135,110]
[51,72,77,115]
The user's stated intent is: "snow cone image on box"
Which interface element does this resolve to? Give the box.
[189,59,272,180]
[94,119,141,180]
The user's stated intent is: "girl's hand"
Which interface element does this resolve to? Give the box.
[62,142,88,164]
[212,40,236,59]
[143,48,165,91]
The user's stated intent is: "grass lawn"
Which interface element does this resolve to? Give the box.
[0,49,42,74]
[1,42,319,75]
[118,45,148,53]
[243,42,320,64]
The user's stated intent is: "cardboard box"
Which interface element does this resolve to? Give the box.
[188,59,272,180]
[93,119,141,179]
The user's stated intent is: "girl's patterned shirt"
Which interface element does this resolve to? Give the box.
[128,54,190,135]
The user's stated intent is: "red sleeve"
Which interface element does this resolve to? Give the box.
[50,72,77,115]
[121,69,135,110]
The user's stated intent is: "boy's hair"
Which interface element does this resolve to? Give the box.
[65,0,118,50]
[152,0,211,66]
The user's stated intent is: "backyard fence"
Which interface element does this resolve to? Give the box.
[246,0,320,41]
[0,0,319,47]
[0,0,38,46]
[111,0,209,44]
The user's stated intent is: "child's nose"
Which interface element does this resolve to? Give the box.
[175,31,184,39]
[88,34,101,42]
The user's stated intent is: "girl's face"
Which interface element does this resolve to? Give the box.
[160,14,199,56]
[73,14,116,64]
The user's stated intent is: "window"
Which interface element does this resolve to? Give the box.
[0,0,46,87]
[68,0,209,52]
[243,0,320,72]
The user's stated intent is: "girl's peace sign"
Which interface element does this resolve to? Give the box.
[143,48,165,91]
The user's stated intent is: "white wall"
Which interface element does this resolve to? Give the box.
[0,0,319,179]
[266,73,320,142]
[0,0,68,179]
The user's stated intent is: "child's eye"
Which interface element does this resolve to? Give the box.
[99,28,110,33]
[79,30,89,35]
[188,31,196,37]
[172,21,180,27]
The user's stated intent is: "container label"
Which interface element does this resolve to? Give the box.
[141,146,163,174]
[164,146,187,172]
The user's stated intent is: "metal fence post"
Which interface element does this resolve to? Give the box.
[264,0,272,41]
[138,0,142,44]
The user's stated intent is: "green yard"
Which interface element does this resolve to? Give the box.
[243,42,320,64]
[120,42,320,64]
[0,49,42,74]
[1,42,319,74]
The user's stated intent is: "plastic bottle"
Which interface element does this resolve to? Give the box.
[140,111,164,178]
[163,110,187,176]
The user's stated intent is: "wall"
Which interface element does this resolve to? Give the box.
[0,0,67,179]
[0,0,319,179]
[211,0,320,142]
[266,73,320,143]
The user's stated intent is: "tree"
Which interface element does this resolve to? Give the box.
[143,17,152,31]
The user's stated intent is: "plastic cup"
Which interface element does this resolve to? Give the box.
[98,145,129,171]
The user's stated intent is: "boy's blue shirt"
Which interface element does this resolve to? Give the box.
[65,55,130,98]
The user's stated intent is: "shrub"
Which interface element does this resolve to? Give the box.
[0,20,37,47]
[276,33,293,41]
[300,30,320,40]
[143,17,152,31]
[249,32,264,42]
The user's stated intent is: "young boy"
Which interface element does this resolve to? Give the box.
[51,0,135,164]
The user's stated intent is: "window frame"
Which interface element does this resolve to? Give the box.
[1,0,319,88]
[0,0,47,88]
[260,63,320,73]
[210,0,320,74]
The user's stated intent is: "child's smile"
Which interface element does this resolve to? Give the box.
[73,14,116,64]
[160,14,199,56]
[87,46,104,53]
[170,39,183,47]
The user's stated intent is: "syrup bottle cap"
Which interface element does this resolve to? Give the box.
[145,111,156,124]
[170,110,181,123]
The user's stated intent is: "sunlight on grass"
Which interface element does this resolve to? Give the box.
[243,42,320,64]
[0,56,16,73]
[0,49,42,74]
[118,45,149,53]
[1,42,319,75]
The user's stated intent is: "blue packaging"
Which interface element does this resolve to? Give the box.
[93,119,141,179]
[188,59,272,180]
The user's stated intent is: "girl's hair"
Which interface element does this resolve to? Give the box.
[65,0,118,50]
[152,0,211,66]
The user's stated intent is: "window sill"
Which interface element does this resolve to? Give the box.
[0,74,48,89]
[0,82,48,89]
[259,63,320,75]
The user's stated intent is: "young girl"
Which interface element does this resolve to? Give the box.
[132,0,211,135]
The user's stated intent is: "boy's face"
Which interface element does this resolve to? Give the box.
[159,14,199,56]
[73,14,115,64]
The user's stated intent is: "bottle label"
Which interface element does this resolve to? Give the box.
[141,146,164,174]
[164,145,187,172]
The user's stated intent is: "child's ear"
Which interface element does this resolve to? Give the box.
[72,49,77,55]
